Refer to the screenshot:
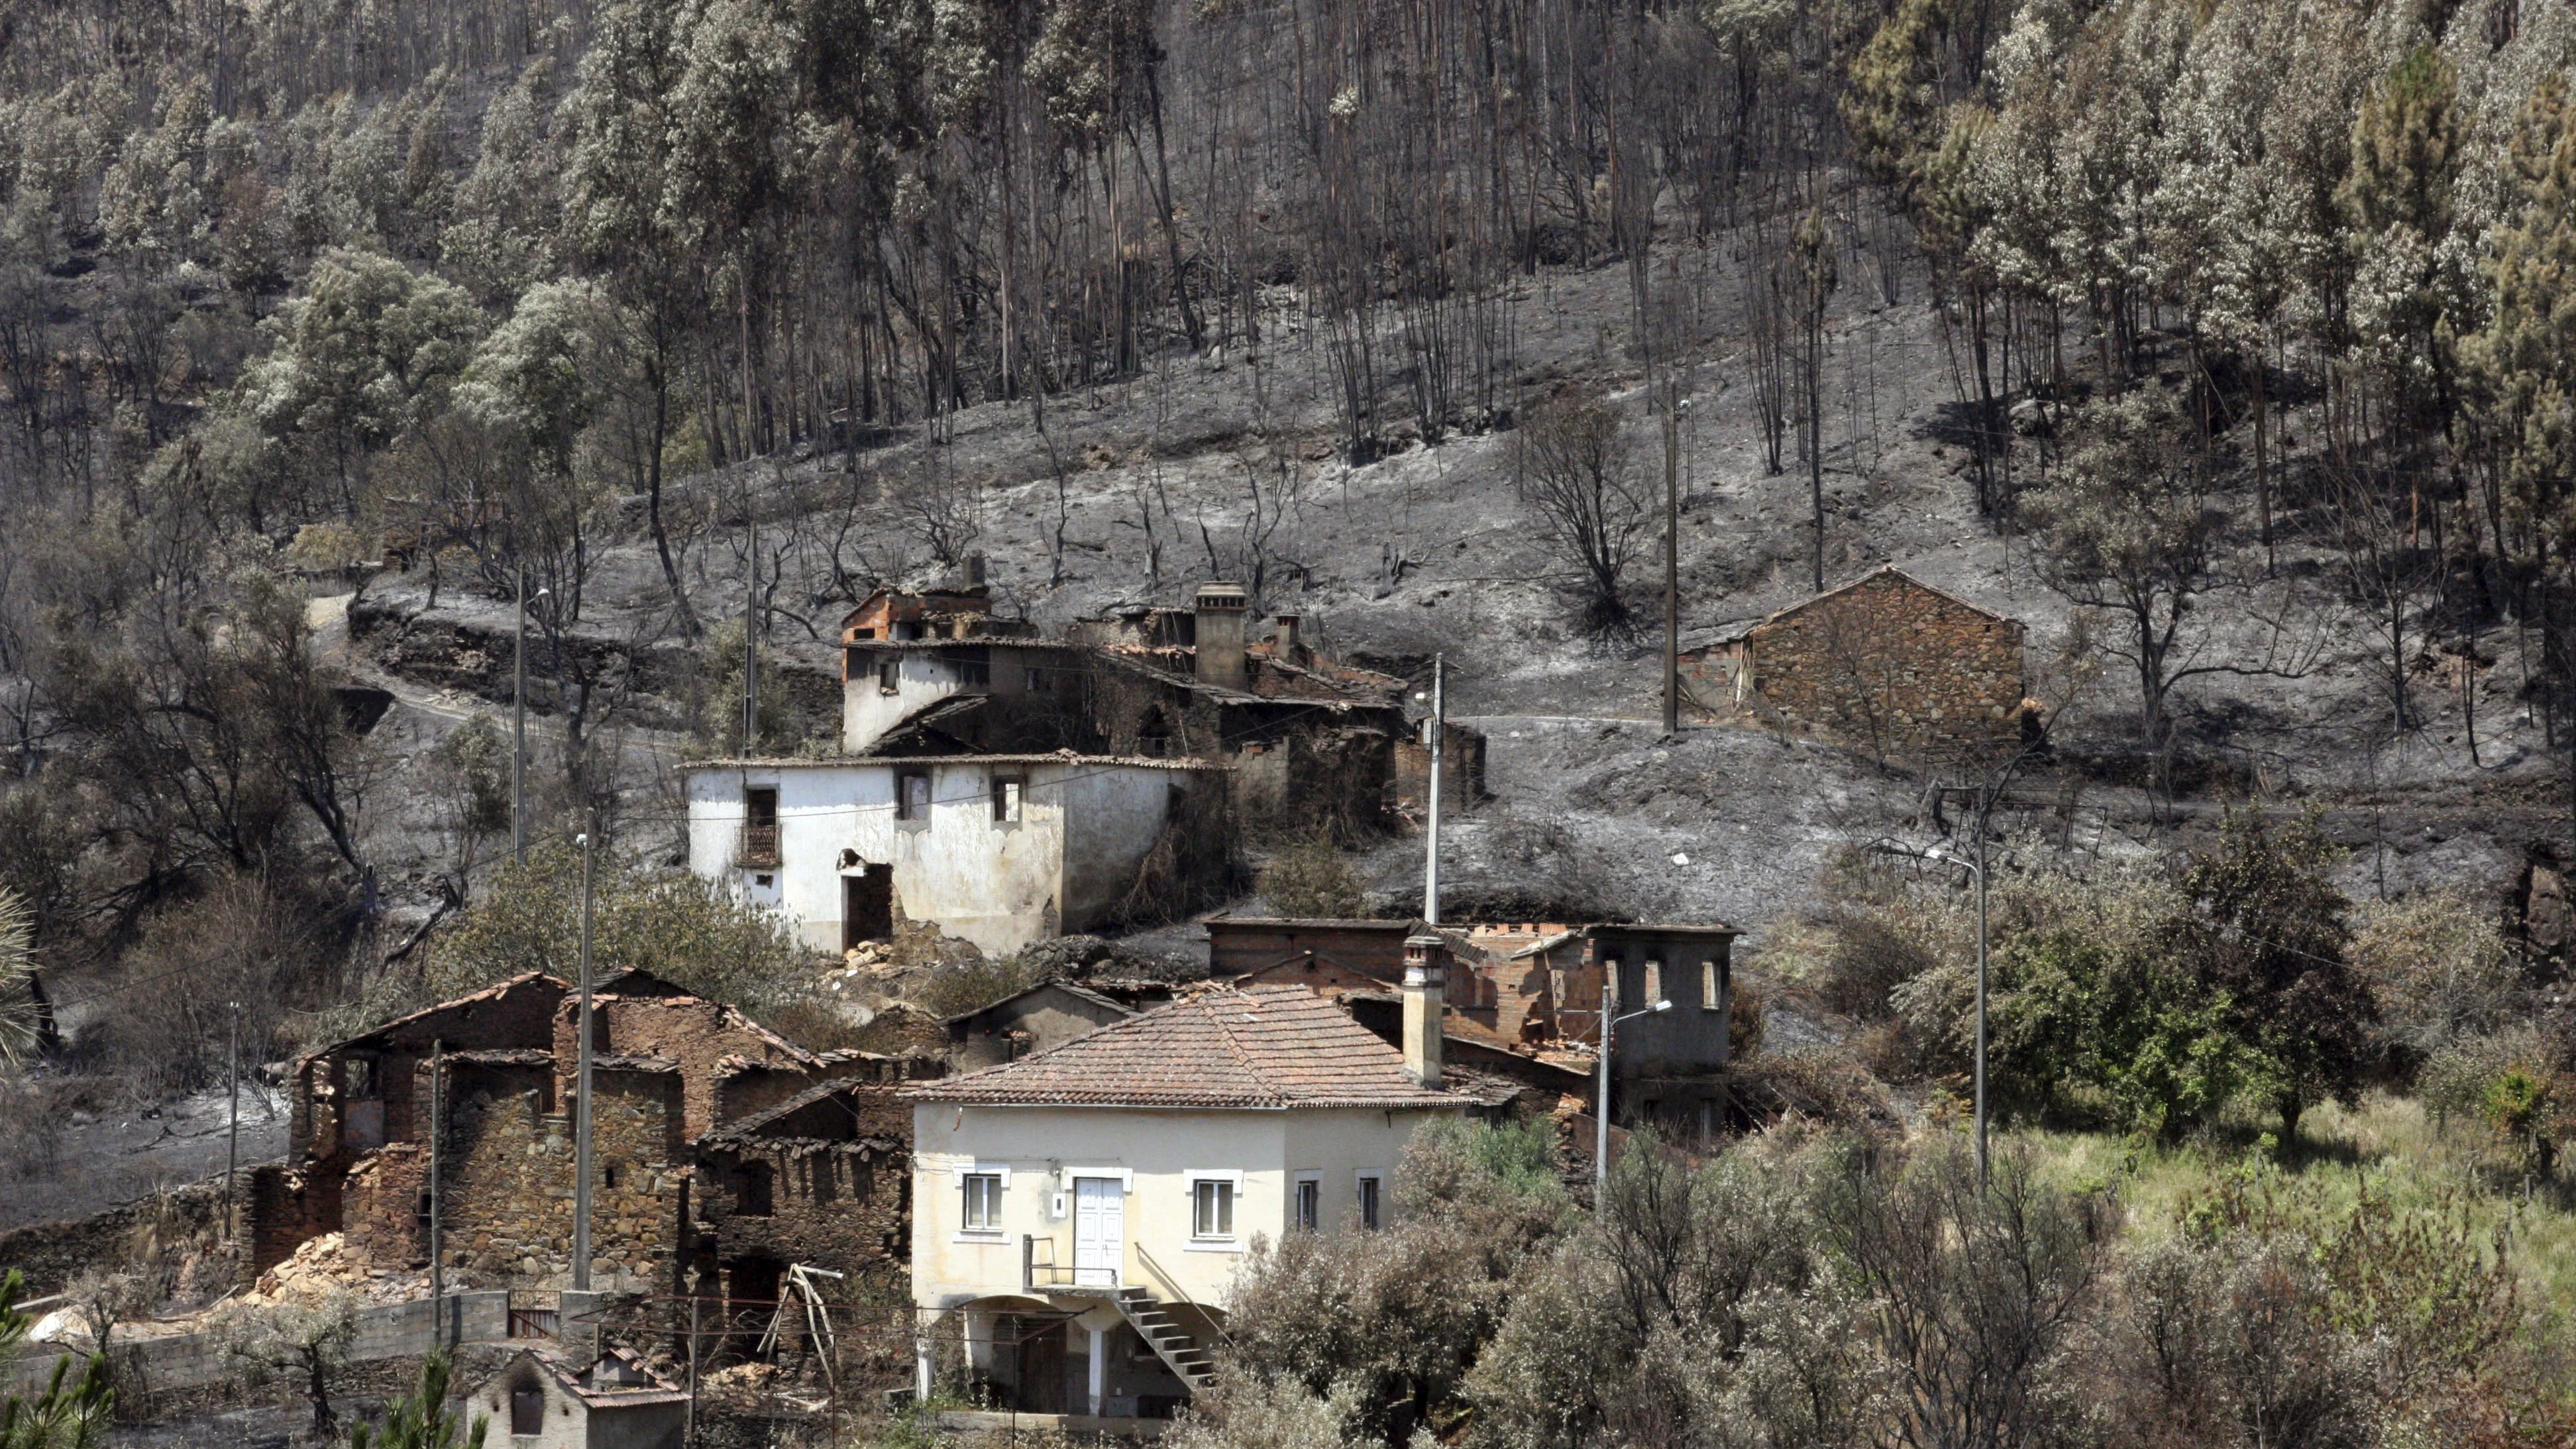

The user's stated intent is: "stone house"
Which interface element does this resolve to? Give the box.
[1679,566,2027,761]
[252,974,936,1299]
[465,1347,688,1449]
[687,1059,931,1346]
[905,980,1474,1423]
[943,980,1138,1070]
[1496,923,1742,1138]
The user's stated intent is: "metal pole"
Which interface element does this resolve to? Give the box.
[743,521,759,751]
[1663,378,1680,736]
[1594,972,1615,1183]
[429,1038,445,1346]
[1424,655,1444,925]
[225,1002,241,1235]
[572,826,598,1291]
[685,1293,699,1447]
[512,569,527,865]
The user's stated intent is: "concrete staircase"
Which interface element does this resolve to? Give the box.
[1113,1286,1218,1394]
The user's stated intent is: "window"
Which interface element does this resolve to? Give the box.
[1192,1179,1234,1238]
[962,1173,1002,1231]
[953,651,991,686]
[991,776,1024,824]
[510,1387,545,1436]
[745,786,778,826]
[344,1057,377,1097]
[1702,960,1721,1011]
[1356,1173,1383,1230]
[1295,1178,1320,1232]
[877,658,900,694]
[602,1164,619,1192]
[733,1163,773,1217]
[896,772,932,822]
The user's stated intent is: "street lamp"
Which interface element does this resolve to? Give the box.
[1595,994,1674,1183]
[1896,841,1988,1191]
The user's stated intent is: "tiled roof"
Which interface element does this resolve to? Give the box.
[904,985,1475,1109]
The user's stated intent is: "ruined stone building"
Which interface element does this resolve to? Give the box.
[252,971,938,1317]
[686,578,1428,959]
[1679,566,2028,761]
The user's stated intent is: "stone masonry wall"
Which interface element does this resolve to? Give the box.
[555,996,811,1142]
[343,1144,430,1265]
[438,1063,684,1293]
[1682,571,2022,759]
[696,1141,910,1282]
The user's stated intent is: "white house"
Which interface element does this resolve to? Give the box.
[902,969,1474,1423]
[463,1347,688,1449]
[684,753,1220,957]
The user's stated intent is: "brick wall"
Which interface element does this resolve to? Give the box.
[1682,570,2023,759]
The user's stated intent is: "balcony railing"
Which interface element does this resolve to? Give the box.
[737,823,781,867]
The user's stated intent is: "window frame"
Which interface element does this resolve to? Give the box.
[895,771,933,824]
[991,775,1025,824]
[961,1172,1004,1232]
[1355,1170,1385,1230]
[1293,1173,1322,1233]
[877,657,901,695]
[1192,1179,1236,1240]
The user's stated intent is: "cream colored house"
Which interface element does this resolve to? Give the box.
[904,971,1473,1423]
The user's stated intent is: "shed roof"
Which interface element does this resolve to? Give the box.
[902,985,1475,1110]
[941,977,1136,1028]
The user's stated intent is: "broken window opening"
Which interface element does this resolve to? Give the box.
[877,658,900,694]
[991,775,1024,824]
[510,1387,544,1436]
[896,772,933,822]
[733,1163,774,1217]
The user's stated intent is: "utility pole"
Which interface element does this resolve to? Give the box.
[1422,655,1444,924]
[743,521,759,751]
[572,824,598,1291]
[1662,378,1682,736]
[429,1038,445,1346]
[1594,973,1614,1183]
[513,570,527,864]
[225,1001,241,1235]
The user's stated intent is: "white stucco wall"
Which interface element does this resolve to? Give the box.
[684,759,1187,958]
[843,651,962,754]
[1056,765,1182,925]
[910,1102,1455,1311]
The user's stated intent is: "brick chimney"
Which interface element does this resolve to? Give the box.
[1194,582,1248,689]
[1274,614,1301,663]
[1401,934,1447,1088]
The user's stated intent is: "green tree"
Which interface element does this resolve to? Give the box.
[0,1269,113,1449]
[239,248,484,506]
[2339,46,2469,437]
[427,839,808,1007]
[351,1349,488,1449]
[2173,812,2377,1144]
[2466,74,2576,556]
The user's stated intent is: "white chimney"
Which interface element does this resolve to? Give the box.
[1275,614,1301,661]
[1401,934,1446,1089]
[1195,582,1248,689]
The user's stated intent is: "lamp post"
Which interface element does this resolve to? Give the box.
[1929,843,1990,1191]
[1594,989,1673,1183]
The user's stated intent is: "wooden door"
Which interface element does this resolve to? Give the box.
[1073,1178,1123,1287]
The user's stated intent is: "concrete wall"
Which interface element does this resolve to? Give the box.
[910,1104,1455,1311]
[4,1292,510,1399]
[843,649,967,754]
[950,987,1132,1070]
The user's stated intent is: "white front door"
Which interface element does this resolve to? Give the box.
[1073,1178,1124,1286]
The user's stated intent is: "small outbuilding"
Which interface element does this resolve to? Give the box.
[1680,566,2027,760]
[465,1348,688,1449]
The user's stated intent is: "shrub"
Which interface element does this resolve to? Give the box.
[1258,841,1368,920]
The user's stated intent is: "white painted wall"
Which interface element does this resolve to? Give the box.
[684,760,1187,957]
[910,1102,1456,1312]
[842,651,962,754]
